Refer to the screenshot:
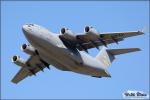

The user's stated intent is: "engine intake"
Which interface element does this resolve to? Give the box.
[61,28,66,34]
[11,55,26,67]
[85,26,90,32]
[21,44,36,55]
[84,26,99,36]
[60,28,76,40]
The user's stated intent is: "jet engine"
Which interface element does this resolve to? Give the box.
[60,28,76,40]
[21,44,37,55]
[11,55,26,67]
[84,26,99,36]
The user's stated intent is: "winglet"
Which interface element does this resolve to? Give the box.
[139,27,147,35]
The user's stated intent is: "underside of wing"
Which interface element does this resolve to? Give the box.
[11,68,29,84]
[100,31,144,39]
[76,37,124,50]
[11,54,50,84]
[59,29,144,51]
[77,31,144,50]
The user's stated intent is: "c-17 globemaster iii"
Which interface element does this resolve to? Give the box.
[11,24,144,84]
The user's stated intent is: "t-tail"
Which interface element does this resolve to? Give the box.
[96,47,141,68]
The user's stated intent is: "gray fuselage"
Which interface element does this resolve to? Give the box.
[22,24,108,77]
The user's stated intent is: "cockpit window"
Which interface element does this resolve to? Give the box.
[29,24,34,26]
[27,24,34,27]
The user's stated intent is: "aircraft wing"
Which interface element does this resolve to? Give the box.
[60,31,144,51]
[11,68,29,84]
[11,55,49,84]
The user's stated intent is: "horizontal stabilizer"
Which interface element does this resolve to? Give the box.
[96,47,141,68]
[107,48,141,55]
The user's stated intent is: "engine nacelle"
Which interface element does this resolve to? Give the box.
[11,55,26,67]
[60,28,76,40]
[84,26,100,36]
[21,44,37,55]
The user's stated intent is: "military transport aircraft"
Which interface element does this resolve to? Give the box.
[11,24,144,84]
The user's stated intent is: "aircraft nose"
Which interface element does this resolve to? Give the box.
[22,24,40,41]
[22,24,34,39]
[23,23,36,32]
[22,24,34,35]
[22,24,28,32]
